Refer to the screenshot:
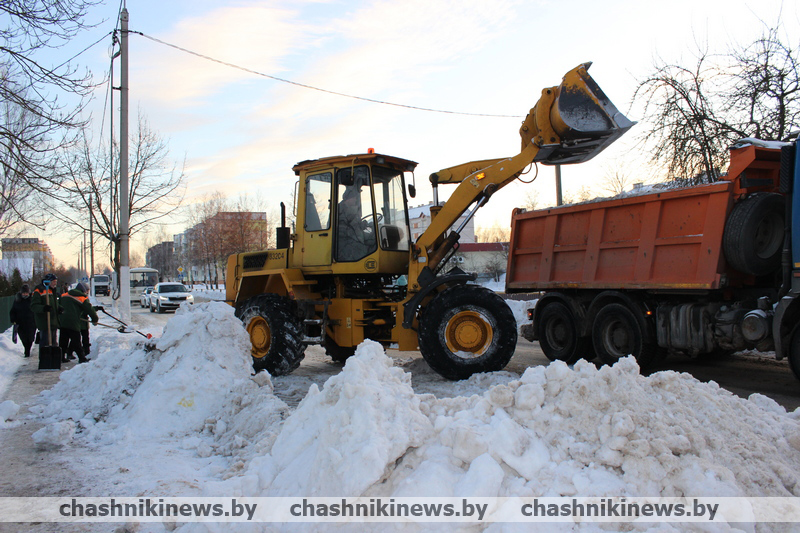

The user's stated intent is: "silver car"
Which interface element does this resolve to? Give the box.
[149,283,194,313]
[139,287,154,308]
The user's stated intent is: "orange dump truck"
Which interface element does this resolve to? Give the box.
[507,140,800,379]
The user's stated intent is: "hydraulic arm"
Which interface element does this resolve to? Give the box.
[407,62,634,292]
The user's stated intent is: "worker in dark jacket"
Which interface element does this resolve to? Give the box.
[58,283,98,364]
[9,284,36,358]
[30,273,61,353]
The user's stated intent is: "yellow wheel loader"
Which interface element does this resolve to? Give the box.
[226,63,634,380]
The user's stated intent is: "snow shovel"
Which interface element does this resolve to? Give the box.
[38,285,62,371]
[99,309,153,339]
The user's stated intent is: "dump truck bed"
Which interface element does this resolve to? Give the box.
[506,181,735,292]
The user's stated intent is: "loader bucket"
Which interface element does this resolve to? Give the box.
[522,62,634,165]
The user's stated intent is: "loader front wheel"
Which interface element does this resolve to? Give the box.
[235,294,305,376]
[418,284,517,380]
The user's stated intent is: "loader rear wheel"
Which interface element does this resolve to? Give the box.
[235,294,305,376]
[537,301,590,364]
[592,303,659,370]
[324,336,356,364]
[418,284,517,381]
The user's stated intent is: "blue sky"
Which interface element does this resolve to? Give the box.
[29,0,800,268]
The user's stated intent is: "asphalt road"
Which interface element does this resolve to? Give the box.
[121,299,800,411]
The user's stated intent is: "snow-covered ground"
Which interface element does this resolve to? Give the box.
[1,299,800,532]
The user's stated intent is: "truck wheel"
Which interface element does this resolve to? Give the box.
[593,303,659,370]
[723,193,785,277]
[324,336,356,364]
[537,301,590,364]
[789,328,800,381]
[235,294,306,376]
[418,284,517,380]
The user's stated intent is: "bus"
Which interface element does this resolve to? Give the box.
[113,267,159,302]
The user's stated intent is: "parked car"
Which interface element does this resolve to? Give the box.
[139,287,154,308]
[149,283,194,313]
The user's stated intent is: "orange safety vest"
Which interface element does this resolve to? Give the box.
[61,292,88,303]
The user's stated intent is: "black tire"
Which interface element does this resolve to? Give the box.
[323,336,356,364]
[536,301,591,364]
[592,303,660,370]
[723,193,785,277]
[235,294,306,376]
[788,328,800,381]
[157,301,164,314]
[418,284,517,380]
[149,302,154,313]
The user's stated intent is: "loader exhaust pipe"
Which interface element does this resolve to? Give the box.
[276,202,290,249]
[521,62,634,165]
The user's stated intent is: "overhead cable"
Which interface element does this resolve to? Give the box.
[137,32,522,119]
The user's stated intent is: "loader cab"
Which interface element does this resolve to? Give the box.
[292,153,417,275]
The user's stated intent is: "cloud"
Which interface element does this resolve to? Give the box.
[134,1,317,105]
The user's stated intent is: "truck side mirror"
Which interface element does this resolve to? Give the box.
[408,184,416,198]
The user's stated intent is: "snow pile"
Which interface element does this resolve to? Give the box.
[216,340,432,496]
[33,302,253,443]
[22,304,800,524]
[32,420,76,449]
[207,347,800,502]
[0,399,19,428]
[0,329,26,399]
[380,358,800,499]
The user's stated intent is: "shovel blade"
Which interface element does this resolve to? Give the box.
[38,346,62,370]
[523,62,634,165]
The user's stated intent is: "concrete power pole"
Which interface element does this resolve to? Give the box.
[555,164,563,207]
[119,6,131,319]
[89,194,95,295]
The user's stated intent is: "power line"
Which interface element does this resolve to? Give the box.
[136,32,522,119]
[53,31,113,71]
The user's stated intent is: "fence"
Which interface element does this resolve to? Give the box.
[0,295,14,333]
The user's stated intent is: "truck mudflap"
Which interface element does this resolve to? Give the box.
[522,62,635,165]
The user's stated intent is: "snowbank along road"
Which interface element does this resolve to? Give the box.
[0,299,798,533]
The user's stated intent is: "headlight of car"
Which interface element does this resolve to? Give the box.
[187,295,194,302]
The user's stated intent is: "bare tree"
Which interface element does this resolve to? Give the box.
[634,25,800,183]
[187,192,227,287]
[728,27,800,142]
[600,162,634,196]
[483,245,508,283]
[227,192,272,252]
[475,226,510,243]
[563,185,594,205]
[1,0,100,201]
[50,112,187,276]
[0,94,44,237]
[522,191,540,211]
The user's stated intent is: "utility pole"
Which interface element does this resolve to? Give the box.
[119,5,131,319]
[89,194,95,296]
[82,230,87,279]
[555,164,563,206]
